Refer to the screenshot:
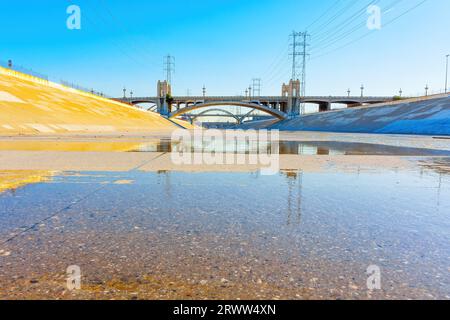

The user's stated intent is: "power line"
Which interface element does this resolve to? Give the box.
[311,0,402,54]
[95,0,160,68]
[311,0,383,49]
[64,0,156,71]
[307,1,359,36]
[311,0,428,61]
[306,0,342,31]
[260,37,291,78]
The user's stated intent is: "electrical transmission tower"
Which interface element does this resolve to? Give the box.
[252,78,262,97]
[290,31,310,93]
[164,55,175,85]
[289,31,310,114]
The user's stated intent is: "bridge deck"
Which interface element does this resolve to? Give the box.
[122,96,393,103]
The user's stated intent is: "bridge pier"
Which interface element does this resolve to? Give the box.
[319,102,331,112]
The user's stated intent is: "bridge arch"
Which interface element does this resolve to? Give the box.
[129,99,158,105]
[131,101,158,112]
[189,108,242,123]
[170,101,287,120]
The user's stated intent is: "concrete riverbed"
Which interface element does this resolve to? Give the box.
[0,131,449,300]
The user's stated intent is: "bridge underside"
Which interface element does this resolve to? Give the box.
[169,101,288,121]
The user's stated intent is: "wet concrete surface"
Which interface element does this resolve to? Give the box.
[0,132,450,300]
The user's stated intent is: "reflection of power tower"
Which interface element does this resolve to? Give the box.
[285,170,303,226]
[157,171,172,200]
[252,78,261,97]
[164,55,175,85]
[290,31,310,114]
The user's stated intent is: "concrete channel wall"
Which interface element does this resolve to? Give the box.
[0,66,183,135]
[270,94,450,136]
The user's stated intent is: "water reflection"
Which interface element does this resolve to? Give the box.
[284,170,303,226]
[2,138,449,156]
[132,139,450,156]
[1,167,450,299]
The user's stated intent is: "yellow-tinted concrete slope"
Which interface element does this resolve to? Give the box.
[0,67,178,135]
[170,118,197,129]
[0,170,53,193]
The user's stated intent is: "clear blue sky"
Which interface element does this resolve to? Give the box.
[1,0,449,97]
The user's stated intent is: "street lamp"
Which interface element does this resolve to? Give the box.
[130,90,133,99]
[347,89,351,97]
[123,87,126,99]
[445,54,449,93]
[425,84,429,96]
[360,84,364,98]
[399,89,403,97]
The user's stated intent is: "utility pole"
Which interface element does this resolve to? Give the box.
[248,86,252,99]
[360,84,365,98]
[123,87,126,99]
[130,90,133,99]
[425,84,429,96]
[202,85,206,98]
[252,78,261,97]
[164,55,175,85]
[445,54,449,93]
[399,89,403,97]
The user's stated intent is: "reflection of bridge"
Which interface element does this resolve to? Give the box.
[119,95,393,121]
[179,108,274,125]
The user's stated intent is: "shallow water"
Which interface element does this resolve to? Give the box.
[1,165,449,299]
[131,139,450,156]
[2,138,450,156]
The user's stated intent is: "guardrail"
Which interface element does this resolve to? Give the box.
[0,60,110,98]
[0,60,49,81]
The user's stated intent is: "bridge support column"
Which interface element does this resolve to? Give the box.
[319,102,331,112]
[291,98,301,116]
[348,102,362,108]
[157,98,169,116]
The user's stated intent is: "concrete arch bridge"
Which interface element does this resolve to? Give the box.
[120,95,394,120]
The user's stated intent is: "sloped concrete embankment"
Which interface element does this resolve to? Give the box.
[0,66,180,135]
[271,95,450,136]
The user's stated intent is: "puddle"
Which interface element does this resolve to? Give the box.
[0,167,449,299]
[130,139,450,156]
[0,170,54,193]
[2,138,450,156]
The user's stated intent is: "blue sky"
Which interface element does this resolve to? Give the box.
[1,0,449,98]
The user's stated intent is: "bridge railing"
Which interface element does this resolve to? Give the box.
[124,95,394,101]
